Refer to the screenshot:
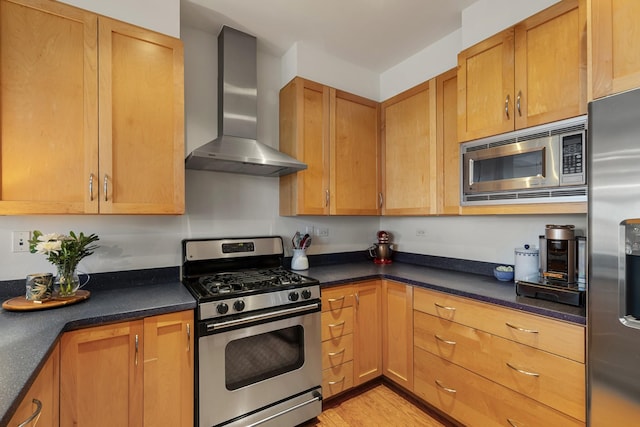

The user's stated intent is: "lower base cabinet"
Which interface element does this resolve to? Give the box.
[60,310,194,427]
[7,344,60,427]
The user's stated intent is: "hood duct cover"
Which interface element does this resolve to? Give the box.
[185,26,307,176]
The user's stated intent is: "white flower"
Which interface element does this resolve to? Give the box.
[35,240,62,255]
[38,233,64,242]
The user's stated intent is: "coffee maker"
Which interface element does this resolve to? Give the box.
[540,224,577,284]
[369,231,394,264]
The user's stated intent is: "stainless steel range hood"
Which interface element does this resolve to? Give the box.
[185,26,307,176]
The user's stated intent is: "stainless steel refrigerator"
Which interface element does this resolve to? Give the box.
[589,88,640,425]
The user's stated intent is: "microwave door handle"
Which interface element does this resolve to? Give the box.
[468,158,475,187]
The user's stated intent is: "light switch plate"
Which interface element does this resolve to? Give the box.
[12,231,31,253]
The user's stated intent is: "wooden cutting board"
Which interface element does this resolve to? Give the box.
[2,290,90,311]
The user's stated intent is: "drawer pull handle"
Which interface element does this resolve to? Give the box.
[507,418,522,427]
[328,321,345,328]
[435,380,456,394]
[434,302,456,311]
[505,322,539,334]
[435,335,457,345]
[18,399,42,427]
[327,296,345,303]
[506,362,540,377]
[328,376,345,385]
[328,348,346,357]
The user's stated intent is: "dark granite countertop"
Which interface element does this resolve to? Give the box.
[0,257,586,424]
[0,268,196,427]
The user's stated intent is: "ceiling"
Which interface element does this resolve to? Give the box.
[180,0,478,74]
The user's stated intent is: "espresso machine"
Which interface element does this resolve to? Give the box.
[516,224,587,306]
[368,231,394,264]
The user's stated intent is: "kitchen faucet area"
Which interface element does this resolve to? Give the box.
[1,0,639,426]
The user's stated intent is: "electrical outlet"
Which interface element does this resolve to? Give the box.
[305,226,314,235]
[316,227,329,237]
[416,229,426,238]
[12,231,31,253]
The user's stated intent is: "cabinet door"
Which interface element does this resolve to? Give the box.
[382,281,413,391]
[0,0,98,214]
[279,77,330,215]
[514,0,586,129]
[457,28,515,142]
[330,90,381,215]
[98,17,184,214]
[436,68,460,215]
[381,80,436,215]
[60,320,144,427]
[591,0,640,99]
[7,344,59,427]
[353,280,382,385]
[143,310,194,427]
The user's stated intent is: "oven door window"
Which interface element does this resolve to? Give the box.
[225,325,304,390]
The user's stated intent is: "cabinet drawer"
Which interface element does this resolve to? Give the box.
[321,306,354,341]
[414,310,585,421]
[413,287,585,362]
[322,360,354,399]
[322,333,353,369]
[414,347,584,427]
[322,286,354,312]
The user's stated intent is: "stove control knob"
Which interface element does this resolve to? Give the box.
[288,291,300,302]
[217,303,229,315]
[301,289,312,300]
[234,300,245,312]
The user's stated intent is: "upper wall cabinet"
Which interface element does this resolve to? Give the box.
[457,0,587,142]
[0,0,184,214]
[590,0,640,99]
[280,77,380,216]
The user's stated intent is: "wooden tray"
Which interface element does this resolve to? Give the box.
[2,290,90,311]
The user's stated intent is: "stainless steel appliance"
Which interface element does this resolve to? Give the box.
[588,88,640,424]
[540,224,577,283]
[368,230,394,264]
[461,115,587,205]
[181,236,322,427]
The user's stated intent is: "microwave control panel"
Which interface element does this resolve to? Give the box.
[560,132,586,185]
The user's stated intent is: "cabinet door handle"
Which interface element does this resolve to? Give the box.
[89,174,94,201]
[355,292,359,307]
[328,376,345,385]
[328,348,346,357]
[103,175,108,202]
[435,334,457,345]
[506,362,540,377]
[378,192,383,208]
[325,189,329,207]
[17,399,42,427]
[435,380,456,394]
[186,323,191,352]
[516,90,522,116]
[505,94,510,119]
[135,334,139,366]
[505,322,539,334]
[507,418,522,427]
[434,302,456,312]
[328,320,345,328]
[327,296,345,303]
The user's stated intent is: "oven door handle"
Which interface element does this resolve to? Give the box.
[245,393,322,427]
[206,302,320,332]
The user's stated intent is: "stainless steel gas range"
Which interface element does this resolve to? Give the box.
[181,236,322,427]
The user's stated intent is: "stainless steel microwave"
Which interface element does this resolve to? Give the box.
[461,115,587,205]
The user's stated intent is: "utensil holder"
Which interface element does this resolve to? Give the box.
[291,249,309,271]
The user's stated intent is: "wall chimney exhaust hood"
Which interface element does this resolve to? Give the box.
[185,26,307,176]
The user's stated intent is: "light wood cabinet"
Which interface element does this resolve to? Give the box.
[60,310,193,427]
[279,77,380,216]
[381,280,413,391]
[321,285,355,399]
[353,280,383,385]
[458,0,587,142]
[413,287,586,425]
[590,0,640,99]
[380,80,436,215]
[0,0,184,215]
[435,68,460,215]
[7,344,60,427]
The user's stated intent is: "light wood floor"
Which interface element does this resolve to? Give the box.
[299,382,458,427]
